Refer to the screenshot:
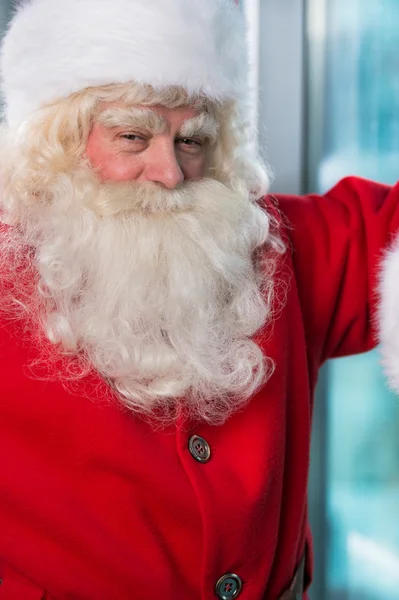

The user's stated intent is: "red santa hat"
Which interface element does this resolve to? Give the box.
[0,0,249,128]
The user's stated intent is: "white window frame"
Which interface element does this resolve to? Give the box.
[256,0,306,194]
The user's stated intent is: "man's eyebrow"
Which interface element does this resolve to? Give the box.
[178,113,219,143]
[97,107,168,134]
[96,107,219,142]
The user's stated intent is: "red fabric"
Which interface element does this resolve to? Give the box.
[0,176,398,599]
[0,566,45,600]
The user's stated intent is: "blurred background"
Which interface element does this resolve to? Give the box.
[1,1,398,598]
[241,1,399,599]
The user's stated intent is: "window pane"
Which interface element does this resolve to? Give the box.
[307,1,399,598]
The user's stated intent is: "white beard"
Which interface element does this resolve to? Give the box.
[1,171,277,425]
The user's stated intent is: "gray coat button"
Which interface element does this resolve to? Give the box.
[188,435,211,463]
[215,574,243,599]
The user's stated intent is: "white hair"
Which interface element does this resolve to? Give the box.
[0,83,285,425]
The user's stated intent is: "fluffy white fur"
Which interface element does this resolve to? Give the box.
[378,234,399,394]
[1,0,248,128]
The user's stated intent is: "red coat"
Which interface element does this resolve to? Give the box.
[1,177,398,600]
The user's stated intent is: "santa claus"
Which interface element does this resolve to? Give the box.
[0,1,398,599]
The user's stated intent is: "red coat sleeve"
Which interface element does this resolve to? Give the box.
[274,176,399,365]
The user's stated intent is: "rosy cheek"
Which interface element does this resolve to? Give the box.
[86,131,141,182]
[183,157,206,179]
[96,158,142,182]
[195,160,206,177]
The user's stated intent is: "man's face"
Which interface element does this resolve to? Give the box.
[85,103,214,188]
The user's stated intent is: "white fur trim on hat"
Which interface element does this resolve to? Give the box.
[1,0,248,127]
[378,232,399,393]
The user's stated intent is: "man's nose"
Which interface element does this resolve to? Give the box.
[143,139,184,189]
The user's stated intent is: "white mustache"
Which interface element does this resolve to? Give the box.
[85,177,211,217]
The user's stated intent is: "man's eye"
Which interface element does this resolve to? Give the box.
[177,138,204,154]
[120,134,145,142]
[178,138,202,146]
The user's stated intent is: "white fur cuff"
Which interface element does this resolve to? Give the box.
[379,233,399,393]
